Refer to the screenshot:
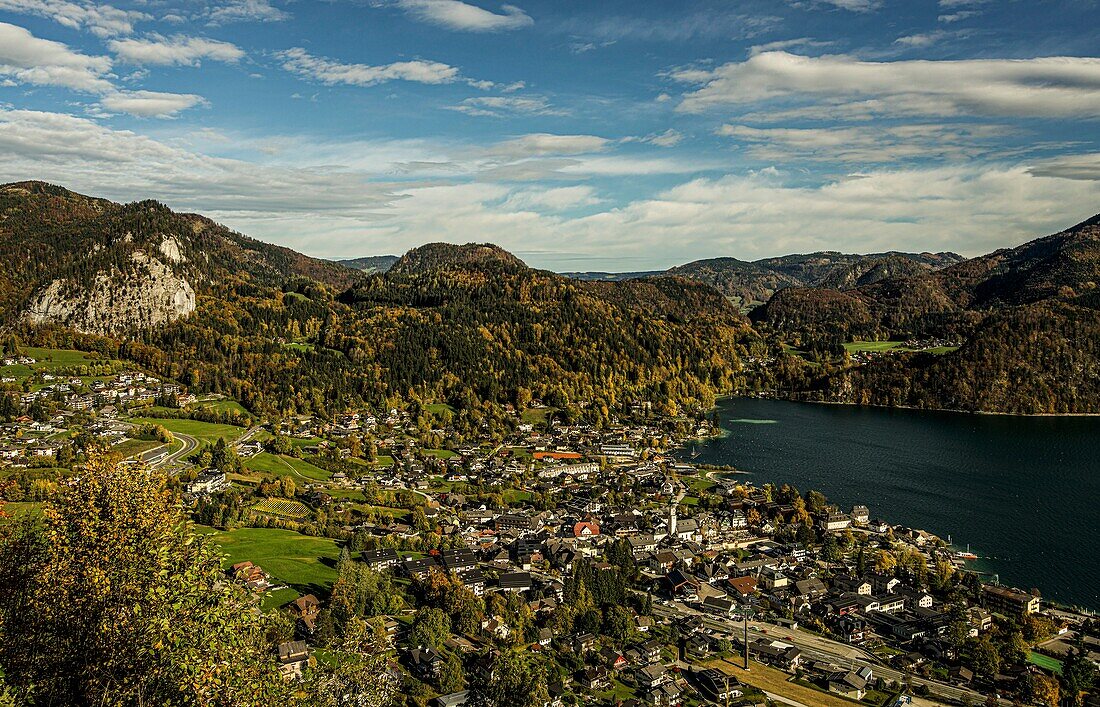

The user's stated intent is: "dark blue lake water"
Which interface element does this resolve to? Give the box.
[689,398,1100,611]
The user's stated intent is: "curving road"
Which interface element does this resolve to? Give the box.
[132,432,199,473]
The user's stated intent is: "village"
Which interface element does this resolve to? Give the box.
[1,347,1097,707]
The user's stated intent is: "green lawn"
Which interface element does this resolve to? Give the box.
[203,526,342,598]
[128,417,246,444]
[425,403,455,415]
[21,347,99,367]
[1029,651,1063,674]
[189,399,251,415]
[502,489,533,504]
[244,452,331,482]
[114,438,164,458]
[421,448,457,459]
[0,501,42,522]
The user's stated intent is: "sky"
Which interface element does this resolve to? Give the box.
[1,0,1099,270]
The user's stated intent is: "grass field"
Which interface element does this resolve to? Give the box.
[0,501,42,522]
[190,399,251,416]
[1029,651,1063,674]
[245,452,332,482]
[421,448,457,459]
[21,347,99,367]
[707,658,857,707]
[128,417,246,444]
[844,340,959,355]
[113,438,164,458]
[203,526,342,599]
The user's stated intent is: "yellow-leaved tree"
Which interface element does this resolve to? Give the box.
[0,450,293,706]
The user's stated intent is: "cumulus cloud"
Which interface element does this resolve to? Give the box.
[380,0,533,32]
[673,51,1100,119]
[278,47,460,86]
[0,0,147,37]
[449,95,566,117]
[0,23,210,117]
[109,34,246,66]
[0,21,113,92]
[99,90,207,118]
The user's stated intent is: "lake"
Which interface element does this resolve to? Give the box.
[687,397,1100,611]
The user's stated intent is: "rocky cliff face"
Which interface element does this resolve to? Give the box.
[24,248,195,335]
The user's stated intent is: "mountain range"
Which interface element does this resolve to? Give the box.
[2,180,1098,414]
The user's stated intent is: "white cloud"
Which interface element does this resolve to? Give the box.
[786,0,881,12]
[1027,153,1100,181]
[749,37,834,55]
[894,30,956,48]
[480,133,610,159]
[0,0,148,37]
[206,0,288,24]
[449,95,566,117]
[0,21,113,92]
[109,34,246,66]
[278,47,460,86]
[503,185,602,211]
[382,0,533,32]
[673,51,1100,119]
[99,90,207,118]
[625,129,684,148]
[716,123,1007,162]
[2,107,1097,267]
[556,11,778,43]
[0,23,209,117]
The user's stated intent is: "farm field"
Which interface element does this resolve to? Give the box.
[844,340,959,355]
[251,498,310,520]
[127,417,246,444]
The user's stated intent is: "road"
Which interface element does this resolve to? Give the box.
[132,432,199,473]
[652,600,1003,705]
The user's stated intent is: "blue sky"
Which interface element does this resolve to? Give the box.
[1,0,1099,269]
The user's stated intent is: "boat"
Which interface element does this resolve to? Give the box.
[953,543,978,560]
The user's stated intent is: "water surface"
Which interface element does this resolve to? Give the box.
[688,398,1100,611]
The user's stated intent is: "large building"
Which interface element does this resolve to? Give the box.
[982,584,1039,615]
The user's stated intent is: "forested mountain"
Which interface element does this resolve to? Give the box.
[666,250,963,307]
[756,215,1100,414]
[0,181,360,334]
[1,183,759,420]
[335,255,399,274]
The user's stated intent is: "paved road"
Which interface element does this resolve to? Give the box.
[652,601,1004,705]
[132,432,199,472]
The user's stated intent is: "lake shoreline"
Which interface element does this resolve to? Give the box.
[722,393,1100,418]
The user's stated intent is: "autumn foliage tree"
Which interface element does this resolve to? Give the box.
[0,450,292,706]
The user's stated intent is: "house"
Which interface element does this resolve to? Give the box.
[573,521,600,539]
[187,470,229,496]
[701,595,737,619]
[409,646,445,679]
[827,669,869,699]
[819,512,851,531]
[759,568,788,590]
[728,575,758,598]
[634,615,655,633]
[600,646,628,670]
[289,594,321,633]
[362,548,399,571]
[850,505,870,525]
[442,548,478,574]
[690,669,743,703]
[498,571,532,593]
[433,691,470,707]
[403,556,441,580]
[635,662,669,690]
[750,639,802,669]
[276,640,311,680]
[572,633,598,654]
[576,666,610,691]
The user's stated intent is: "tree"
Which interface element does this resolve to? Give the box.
[438,652,465,694]
[968,636,1001,679]
[1031,673,1060,707]
[469,649,548,707]
[305,616,399,707]
[0,450,292,706]
[409,607,450,650]
[1062,647,1097,706]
